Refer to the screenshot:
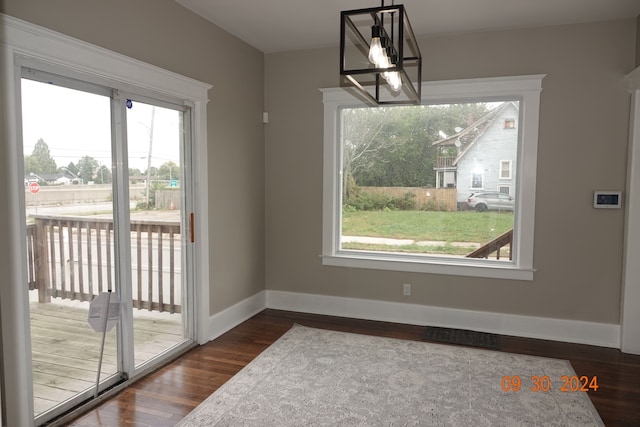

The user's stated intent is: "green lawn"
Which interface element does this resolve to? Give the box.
[342,210,514,243]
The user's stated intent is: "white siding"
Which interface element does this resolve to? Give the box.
[456,103,519,202]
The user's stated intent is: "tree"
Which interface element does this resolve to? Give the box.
[157,161,179,181]
[96,165,112,184]
[76,155,99,184]
[24,138,57,175]
[128,167,142,183]
[341,107,396,200]
[144,166,159,177]
[65,162,79,176]
[343,106,434,193]
[344,103,491,192]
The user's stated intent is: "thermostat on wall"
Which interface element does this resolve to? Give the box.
[593,191,622,208]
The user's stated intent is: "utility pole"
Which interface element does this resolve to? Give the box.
[145,106,156,209]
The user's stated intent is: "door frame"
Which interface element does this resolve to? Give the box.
[0,15,211,426]
[621,66,640,355]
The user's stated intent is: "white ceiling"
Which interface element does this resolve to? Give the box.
[174,0,640,53]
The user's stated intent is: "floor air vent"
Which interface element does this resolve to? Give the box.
[422,326,500,350]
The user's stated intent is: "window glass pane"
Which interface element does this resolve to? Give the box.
[21,78,116,417]
[471,172,484,189]
[500,160,511,179]
[340,101,518,261]
[125,100,187,369]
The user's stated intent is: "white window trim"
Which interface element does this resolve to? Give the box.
[321,75,544,281]
[500,160,513,179]
[1,14,211,426]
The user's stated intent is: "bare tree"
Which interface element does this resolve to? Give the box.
[341,107,405,199]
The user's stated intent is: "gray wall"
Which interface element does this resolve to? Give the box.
[1,2,637,327]
[637,15,640,68]
[265,19,636,324]
[0,0,266,315]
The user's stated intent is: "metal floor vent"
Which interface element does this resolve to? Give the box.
[422,326,500,350]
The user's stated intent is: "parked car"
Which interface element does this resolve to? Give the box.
[467,192,514,212]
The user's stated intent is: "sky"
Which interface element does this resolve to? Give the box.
[21,78,181,174]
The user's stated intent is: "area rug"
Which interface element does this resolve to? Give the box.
[178,325,603,426]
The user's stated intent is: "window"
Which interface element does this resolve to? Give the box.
[471,171,484,189]
[504,118,516,129]
[322,75,544,280]
[499,185,511,195]
[500,160,512,179]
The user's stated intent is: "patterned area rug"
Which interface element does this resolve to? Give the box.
[178,325,603,426]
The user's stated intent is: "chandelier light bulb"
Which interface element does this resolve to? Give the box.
[387,71,402,92]
[368,25,385,66]
[382,47,396,81]
[378,51,391,69]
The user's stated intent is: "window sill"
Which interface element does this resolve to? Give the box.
[322,252,535,281]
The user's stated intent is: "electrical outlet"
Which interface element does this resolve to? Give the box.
[403,283,411,296]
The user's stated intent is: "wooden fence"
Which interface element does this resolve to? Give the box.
[358,187,458,211]
[27,215,182,313]
[155,189,181,210]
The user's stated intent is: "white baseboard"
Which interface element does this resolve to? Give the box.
[202,289,621,349]
[204,291,267,343]
[266,290,621,349]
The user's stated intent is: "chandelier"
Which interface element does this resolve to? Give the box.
[340,2,422,105]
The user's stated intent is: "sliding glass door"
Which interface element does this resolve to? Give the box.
[21,74,119,419]
[124,96,193,369]
[20,70,195,424]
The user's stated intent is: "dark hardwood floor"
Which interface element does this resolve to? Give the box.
[68,309,640,427]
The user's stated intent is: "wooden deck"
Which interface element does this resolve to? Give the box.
[30,295,183,417]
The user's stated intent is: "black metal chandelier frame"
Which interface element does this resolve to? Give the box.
[340,3,422,105]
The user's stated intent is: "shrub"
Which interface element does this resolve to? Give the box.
[346,189,419,211]
[422,197,451,212]
[395,192,416,210]
[349,192,395,211]
[422,198,437,211]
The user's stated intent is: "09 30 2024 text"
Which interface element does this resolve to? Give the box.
[501,375,598,393]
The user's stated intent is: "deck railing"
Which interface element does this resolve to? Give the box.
[466,229,513,260]
[436,157,455,168]
[27,215,182,313]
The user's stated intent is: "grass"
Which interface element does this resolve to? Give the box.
[342,210,514,243]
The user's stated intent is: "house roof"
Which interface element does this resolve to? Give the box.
[432,102,518,166]
[26,171,77,182]
[30,173,63,181]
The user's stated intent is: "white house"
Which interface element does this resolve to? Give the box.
[433,102,519,204]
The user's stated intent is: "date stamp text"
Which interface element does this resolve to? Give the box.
[501,375,599,393]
